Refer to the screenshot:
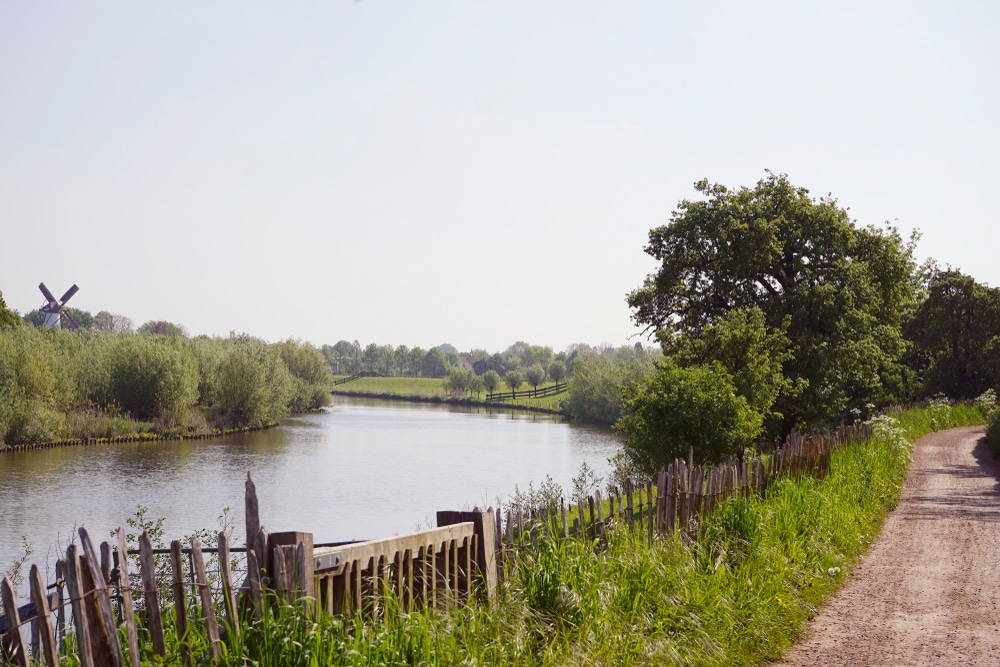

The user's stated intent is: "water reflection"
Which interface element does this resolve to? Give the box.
[0,397,620,569]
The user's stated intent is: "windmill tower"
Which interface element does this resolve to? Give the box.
[38,282,80,329]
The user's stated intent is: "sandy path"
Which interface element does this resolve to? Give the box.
[776,426,1000,666]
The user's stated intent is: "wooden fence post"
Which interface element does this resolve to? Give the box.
[114,528,141,667]
[64,545,95,667]
[190,537,222,657]
[78,528,124,667]
[28,566,58,667]
[218,531,241,640]
[436,512,497,600]
[139,531,166,656]
[1,576,29,667]
[170,540,191,666]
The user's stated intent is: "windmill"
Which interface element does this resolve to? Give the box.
[38,282,80,329]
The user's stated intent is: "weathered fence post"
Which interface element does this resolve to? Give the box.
[269,532,315,602]
[28,566,58,667]
[1,576,29,667]
[64,545,95,667]
[139,531,166,656]
[114,528,141,667]
[79,528,124,667]
[190,536,222,657]
[218,531,241,640]
[436,511,497,600]
[170,540,191,666]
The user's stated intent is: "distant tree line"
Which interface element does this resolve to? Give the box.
[0,318,332,446]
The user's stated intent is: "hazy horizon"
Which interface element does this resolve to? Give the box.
[3,2,997,352]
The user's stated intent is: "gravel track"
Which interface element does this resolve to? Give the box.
[775,426,1000,666]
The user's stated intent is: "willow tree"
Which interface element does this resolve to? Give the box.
[628,172,918,437]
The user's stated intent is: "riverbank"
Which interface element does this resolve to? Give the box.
[331,375,568,414]
[0,421,281,454]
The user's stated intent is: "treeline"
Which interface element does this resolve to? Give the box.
[321,340,570,379]
[606,173,1000,474]
[0,324,331,446]
[323,337,661,407]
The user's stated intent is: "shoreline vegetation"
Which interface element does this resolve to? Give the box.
[0,326,333,450]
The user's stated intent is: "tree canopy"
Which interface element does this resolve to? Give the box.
[628,173,918,436]
[904,268,1000,399]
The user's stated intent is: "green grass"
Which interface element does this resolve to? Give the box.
[113,403,984,666]
[332,376,568,411]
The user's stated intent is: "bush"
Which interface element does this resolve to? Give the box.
[616,361,763,471]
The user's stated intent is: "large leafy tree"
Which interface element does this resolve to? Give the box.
[628,173,918,436]
[904,268,1000,399]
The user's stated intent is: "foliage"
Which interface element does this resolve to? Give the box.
[904,267,1000,399]
[137,320,188,337]
[421,347,449,378]
[524,363,546,390]
[0,291,20,328]
[482,369,501,394]
[548,360,566,385]
[93,310,134,333]
[562,352,656,425]
[276,339,333,411]
[443,367,475,395]
[0,326,331,445]
[505,370,524,395]
[212,335,294,428]
[104,334,199,425]
[667,307,796,431]
[628,172,919,435]
[616,361,763,471]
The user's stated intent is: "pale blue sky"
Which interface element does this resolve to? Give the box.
[1,1,997,351]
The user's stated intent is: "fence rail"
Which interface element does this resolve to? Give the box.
[484,382,567,402]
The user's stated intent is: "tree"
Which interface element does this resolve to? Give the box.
[504,370,524,397]
[0,291,20,328]
[482,370,501,396]
[394,345,409,376]
[904,268,1000,399]
[443,367,471,394]
[563,353,655,425]
[524,364,546,391]
[548,360,566,386]
[422,348,448,378]
[94,311,134,334]
[628,173,918,436]
[616,361,762,472]
[138,320,188,337]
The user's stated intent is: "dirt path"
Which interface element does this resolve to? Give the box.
[776,426,1000,666]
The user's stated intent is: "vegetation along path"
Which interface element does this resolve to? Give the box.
[777,426,1000,666]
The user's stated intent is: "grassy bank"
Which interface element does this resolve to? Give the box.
[136,404,983,666]
[332,376,567,412]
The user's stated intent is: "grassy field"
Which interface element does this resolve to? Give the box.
[331,375,568,411]
[138,403,985,666]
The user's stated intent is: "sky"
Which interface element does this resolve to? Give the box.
[1,1,998,353]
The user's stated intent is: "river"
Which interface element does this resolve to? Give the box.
[0,397,621,570]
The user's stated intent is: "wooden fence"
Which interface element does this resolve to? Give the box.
[485,382,566,403]
[0,421,874,665]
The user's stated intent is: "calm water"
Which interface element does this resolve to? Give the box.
[0,397,621,570]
